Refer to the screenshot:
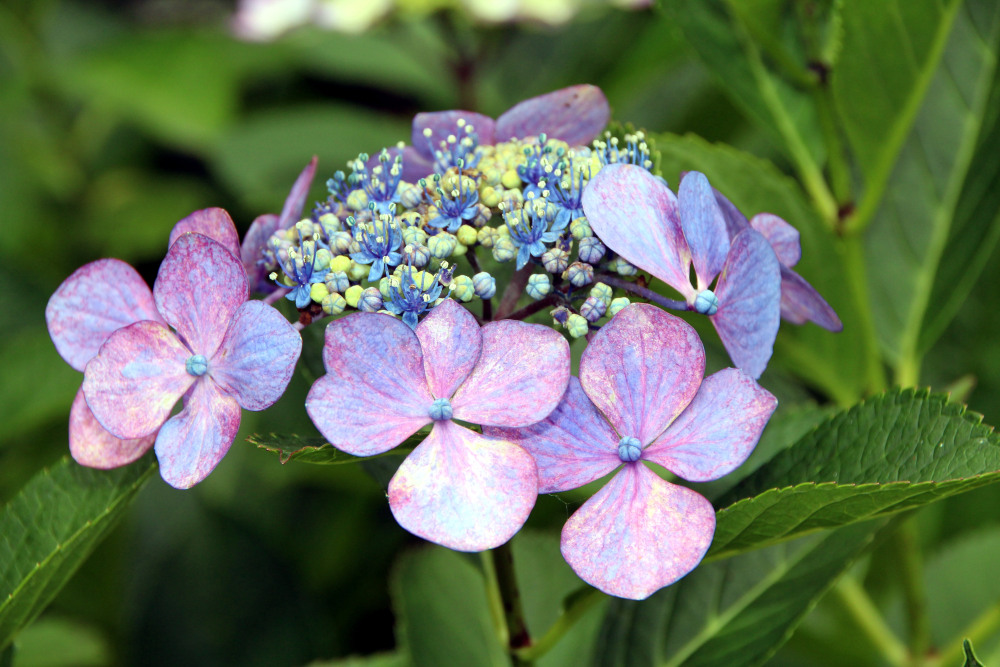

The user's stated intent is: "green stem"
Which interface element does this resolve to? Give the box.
[492,541,532,665]
[894,520,931,666]
[813,82,853,215]
[839,234,888,394]
[481,551,509,647]
[832,576,909,667]
[514,588,605,662]
[931,601,1000,667]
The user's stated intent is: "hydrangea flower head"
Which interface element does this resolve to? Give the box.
[305,299,571,551]
[82,233,302,488]
[582,163,782,378]
[487,304,776,599]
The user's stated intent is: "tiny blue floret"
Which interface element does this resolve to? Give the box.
[428,398,454,421]
[618,436,642,463]
[185,354,209,377]
[694,289,720,316]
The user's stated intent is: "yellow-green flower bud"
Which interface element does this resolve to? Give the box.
[345,284,364,308]
[319,212,341,234]
[590,282,613,306]
[321,292,346,316]
[501,169,522,189]
[346,189,369,212]
[526,274,551,300]
[570,217,593,240]
[456,224,478,246]
[610,257,637,277]
[379,276,393,299]
[492,236,517,263]
[608,297,630,317]
[477,226,499,248]
[348,260,369,282]
[450,275,474,302]
[314,248,333,271]
[310,282,330,304]
[451,242,468,257]
[566,313,589,339]
[480,185,501,208]
[329,254,352,274]
[428,233,458,259]
[541,248,569,274]
[402,224,428,247]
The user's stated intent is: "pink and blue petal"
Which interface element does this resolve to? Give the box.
[169,208,242,259]
[155,379,242,489]
[305,313,433,456]
[678,171,730,288]
[277,156,318,230]
[46,259,162,372]
[580,304,704,446]
[778,265,843,331]
[241,213,280,292]
[412,110,496,160]
[387,421,537,551]
[210,300,302,411]
[712,229,781,379]
[750,213,801,267]
[485,377,620,493]
[450,320,569,428]
[83,321,193,439]
[154,233,249,357]
[415,299,482,399]
[583,164,694,299]
[495,84,610,146]
[644,368,777,482]
[560,464,716,600]
[69,387,155,469]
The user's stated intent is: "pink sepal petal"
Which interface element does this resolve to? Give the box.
[169,208,241,259]
[580,304,704,446]
[560,464,715,600]
[678,171,730,287]
[750,213,801,267]
[398,145,434,183]
[779,265,843,331]
[415,299,482,399]
[305,313,433,456]
[582,164,694,299]
[83,321,193,439]
[388,420,537,551]
[277,156,318,231]
[69,387,155,469]
[412,111,496,161]
[712,229,781,380]
[241,213,280,293]
[450,320,569,427]
[46,259,162,372]
[210,300,302,411]
[154,233,249,357]
[644,368,777,482]
[155,379,241,489]
[495,84,610,146]
[485,377,619,493]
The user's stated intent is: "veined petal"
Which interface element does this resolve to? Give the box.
[561,464,715,600]
[644,368,776,482]
[580,304,704,446]
[412,110,496,160]
[388,421,537,551]
[779,265,843,331]
[712,229,781,379]
[69,387,155,469]
[415,299,482,399]
[211,301,302,411]
[47,259,162,372]
[241,213,280,293]
[495,84,610,146]
[155,379,241,489]
[305,313,433,456]
[83,320,193,439]
[582,164,694,298]
[277,156,318,230]
[485,377,620,493]
[679,172,730,288]
[712,185,750,239]
[169,208,241,258]
[450,320,569,427]
[154,233,249,357]
[398,145,434,183]
[750,213,801,267]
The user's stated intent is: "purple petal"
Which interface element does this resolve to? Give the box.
[398,145,435,183]
[210,300,302,411]
[169,208,241,259]
[46,259,161,372]
[582,164,694,299]
[678,171,730,287]
[495,84,610,146]
[155,379,241,489]
[450,320,569,427]
[560,464,715,600]
[387,420,537,551]
[712,229,781,379]
[277,156,318,231]
[154,233,249,357]
[83,320,193,439]
[415,299,482,399]
[779,265,843,331]
[69,387,155,469]
[412,111,497,161]
[750,213,801,267]
[644,368,777,482]
[485,377,619,493]
[579,304,704,446]
[710,184,750,239]
[305,313,433,456]
[241,213,280,293]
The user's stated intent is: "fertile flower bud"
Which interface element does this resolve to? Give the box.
[565,261,594,287]
[450,275,474,302]
[473,272,496,300]
[565,313,589,338]
[402,225,428,247]
[608,256,637,276]
[570,217,593,240]
[348,260,369,282]
[492,236,517,263]
[456,224,478,246]
[402,243,431,268]
[694,289,720,316]
[428,233,458,259]
[608,296,631,316]
[344,284,364,308]
[477,226,499,248]
[577,237,605,264]
[310,282,330,304]
[589,282,613,305]
[358,286,383,312]
[329,254,352,274]
[325,271,349,294]
[541,247,569,274]
[580,295,607,323]
[526,274,552,300]
[322,292,347,316]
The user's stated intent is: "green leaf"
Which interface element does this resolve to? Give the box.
[305,652,406,667]
[0,456,156,651]
[391,547,509,667]
[964,639,984,667]
[13,616,110,667]
[592,521,885,667]
[708,389,1000,560]
[249,431,425,465]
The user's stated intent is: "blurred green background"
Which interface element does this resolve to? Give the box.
[2,0,999,665]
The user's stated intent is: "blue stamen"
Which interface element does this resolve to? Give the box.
[618,436,642,463]
[186,354,208,377]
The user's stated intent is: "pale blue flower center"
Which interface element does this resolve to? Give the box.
[694,289,719,316]
[618,436,642,463]
[185,354,208,377]
[429,398,453,421]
